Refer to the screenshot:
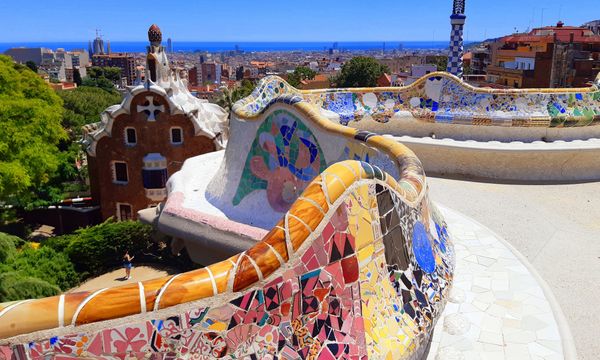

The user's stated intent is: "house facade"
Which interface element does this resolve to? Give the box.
[83,24,228,220]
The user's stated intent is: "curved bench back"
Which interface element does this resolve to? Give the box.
[298,71,600,128]
[0,76,453,360]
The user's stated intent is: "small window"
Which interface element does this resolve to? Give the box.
[170,127,183,145]
[143,168,168,189]
[117,203,132,221]
[125,127,137,145]
[113,162,128,183]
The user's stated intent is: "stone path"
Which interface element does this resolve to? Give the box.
[427,206,574,360]
[68,266,175,293]
[428,177,600,360]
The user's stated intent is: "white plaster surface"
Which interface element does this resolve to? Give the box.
[428,178,600,360]
[346,115,600,143]
[428,205,574,360]
[393,135,600,182]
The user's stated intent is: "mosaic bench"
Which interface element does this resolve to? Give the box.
[298,72,600,136]
[0,77,455,360]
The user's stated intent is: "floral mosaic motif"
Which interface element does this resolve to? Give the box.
[233,109,327,212]
[15,178,453,360]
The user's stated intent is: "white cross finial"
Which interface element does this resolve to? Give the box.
[137,96,165,121]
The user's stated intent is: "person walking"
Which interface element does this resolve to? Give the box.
[123,250,134,280]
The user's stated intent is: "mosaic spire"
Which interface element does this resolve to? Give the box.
[447,0,467,78]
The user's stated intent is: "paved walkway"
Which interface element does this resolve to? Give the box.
[68,266,175,293]
[428,177,600,360]
[428,206,572,360]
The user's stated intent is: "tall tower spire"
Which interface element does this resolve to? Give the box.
[447,0,466,78]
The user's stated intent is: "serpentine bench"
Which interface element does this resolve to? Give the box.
[0,76,454,360]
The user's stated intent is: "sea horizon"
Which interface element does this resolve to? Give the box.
[0,41,477,53]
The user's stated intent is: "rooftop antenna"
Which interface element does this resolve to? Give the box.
[541,7,547,27]
[558,4,563,22]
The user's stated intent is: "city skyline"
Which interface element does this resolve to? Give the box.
[0,0,597,42]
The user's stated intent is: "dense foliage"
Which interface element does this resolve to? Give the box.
[58,86,121,137]
[1,219,197,301]
[0,56,124,213]
[0,55,67,209]
[429,55,450,72]
[332,57,389,88]
[44,219,197,279]
[286,66,317,88]
[0,232,17,262]
[216,79,255,112]
[0,232,79,302]
[82,66,122,91]
[0,272,61,301]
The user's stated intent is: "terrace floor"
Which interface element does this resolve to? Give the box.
[428,177,600,360]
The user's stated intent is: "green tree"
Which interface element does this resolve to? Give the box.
[216,80,255,112]
[44,219,198,279]
[0,55,67,209]
[428,56,450,72]
[0,232,79,301]
[55,86,121,194]
[332,57,389,88]
[58,86,121,136]
[0,272,61,302]
[287,66,317,88]
[0,233,17,262]
[82,66,121,91]
[25,61,37,73]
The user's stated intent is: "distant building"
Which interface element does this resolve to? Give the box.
[200,62,222,84]
[167,38,173,53]
[39,59,67,82]
[583,20,600,35]
[486,22,600,88]
[92,30,105,56]
[376,73,392,87]
[468,43,492,74]
[70,50,90,68]
[405,64,438,84]
[92,53,136,85]
[83,24,227,221]
[188,66,198,87]
[378,56,427,74]
[296,74,331,90]
[4,47,45,65]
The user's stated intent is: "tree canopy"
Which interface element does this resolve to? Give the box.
[332,57,389,88]
[82,66,121,91]
[58,86,121,136]
[216,79,255,112]
[0,55,67,208]
[287,66,317,88]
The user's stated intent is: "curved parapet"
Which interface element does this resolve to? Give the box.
[231,73,600,181]
[301,71,600,132]
[0,79,454,359]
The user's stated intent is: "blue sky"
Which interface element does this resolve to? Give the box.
[0,0,597,42]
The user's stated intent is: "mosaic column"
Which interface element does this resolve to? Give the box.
[447,0,466,78]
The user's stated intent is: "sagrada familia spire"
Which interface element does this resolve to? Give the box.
[447,0,466,78]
